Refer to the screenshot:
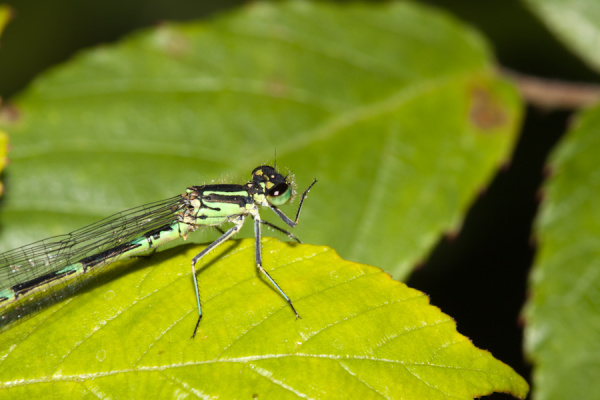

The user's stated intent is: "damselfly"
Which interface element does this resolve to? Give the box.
[0,165,316,337]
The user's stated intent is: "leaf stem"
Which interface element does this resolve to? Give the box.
[500,67,600,110]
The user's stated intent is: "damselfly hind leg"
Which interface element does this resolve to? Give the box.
[190,218,244,339]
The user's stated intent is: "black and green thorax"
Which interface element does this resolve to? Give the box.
[179,165,295,227]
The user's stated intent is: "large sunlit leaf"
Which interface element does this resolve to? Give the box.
[526,0,600,73]
[524,105,600,399]
[0,239,528,399]
[0,1,521,279]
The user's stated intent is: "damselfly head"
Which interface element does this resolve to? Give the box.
[252,165,294,206]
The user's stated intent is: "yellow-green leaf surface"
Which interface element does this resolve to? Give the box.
[526,0,600,73]
[0,132,6,195]
[525,106,600,399]
[0,5,11,197]
[0,120,6,197]
[0,238,528,399]
[0,5,10,36]
[0,1,521,279]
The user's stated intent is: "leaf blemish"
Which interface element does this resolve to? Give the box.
[468,87,508,131]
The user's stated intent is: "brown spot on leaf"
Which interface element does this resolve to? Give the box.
[265,76,289,98]
[445,228,461,241]
[535,187,545,204]
[469,87,507,131]
[155,25,190,58]
[0,101,20,125]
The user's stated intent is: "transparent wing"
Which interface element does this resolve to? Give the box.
[0,195,185,288]
[0,195,187,326]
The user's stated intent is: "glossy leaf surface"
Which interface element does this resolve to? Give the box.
[0,239,528,399]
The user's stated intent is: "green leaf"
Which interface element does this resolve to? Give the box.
[525,0,600,73]
[0,5,10,37]
[0,5,10,197]
[0,122,6,197]
[525,105,600,399]
[0,238,528,399]
[0,1,521,279]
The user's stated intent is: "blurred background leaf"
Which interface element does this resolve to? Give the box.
[526,0,600,73]
[0,1,520,281]
[0,239,528,399]
[525,104,600,400]
[518,3,600,400]
[0,5,10,36]
[0,4,10,196]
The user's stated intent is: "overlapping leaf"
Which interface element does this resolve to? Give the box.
[525,105,600,400]
[0,1,521,278]
[526,0,600,73]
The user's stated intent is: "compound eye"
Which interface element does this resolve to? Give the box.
[267,183,292,206]
[269,183,288,197]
